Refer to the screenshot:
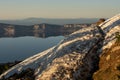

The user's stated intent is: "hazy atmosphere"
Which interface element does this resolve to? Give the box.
[0,0,120,19]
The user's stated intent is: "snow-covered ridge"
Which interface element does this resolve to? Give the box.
[100,13,120,31]
[0,13,120,79]
[99,14,120,50]
[102,25,120,50]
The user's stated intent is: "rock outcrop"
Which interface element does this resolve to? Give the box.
[93,39,120,80]
[0,14,120,80]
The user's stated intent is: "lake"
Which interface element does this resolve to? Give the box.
[0,36,64,63]
[0,23,83,63]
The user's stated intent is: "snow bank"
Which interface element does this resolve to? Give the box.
[100,14,120,50]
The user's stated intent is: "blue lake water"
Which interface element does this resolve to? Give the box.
[0,36,64,63]
[0,24,80,63]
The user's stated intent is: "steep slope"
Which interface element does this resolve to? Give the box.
[93,14,120,80]
[100,14,120,50]
[36,14,120,80]
[0,14,120,80]
[93,38,120,80]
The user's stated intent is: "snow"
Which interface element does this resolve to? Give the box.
[102,25,120,50]
[0,47,55,78]
[36,52,85,80]
[100,14,120,30]
[0,13,120,79]
[99,14,120,50]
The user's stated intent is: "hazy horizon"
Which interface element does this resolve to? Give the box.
[0,17,101,20]
[0,0,120,20]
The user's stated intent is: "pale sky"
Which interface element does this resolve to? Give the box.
[0,0,120,19]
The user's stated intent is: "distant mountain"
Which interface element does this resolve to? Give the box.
[0,18,99,25]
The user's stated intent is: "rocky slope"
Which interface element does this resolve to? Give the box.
[0,14,120,80]
[93,38,120,80]
[37,14,120,80]
[93,14,120,80]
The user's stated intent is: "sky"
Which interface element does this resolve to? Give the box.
[0,0,120,19]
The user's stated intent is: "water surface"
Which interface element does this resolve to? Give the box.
[0,36,64,63]
[0,24,82,63]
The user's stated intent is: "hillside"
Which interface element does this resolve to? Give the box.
[0,14,120,80]
[93,39,120,80]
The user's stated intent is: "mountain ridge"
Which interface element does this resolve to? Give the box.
[0,18,99,25]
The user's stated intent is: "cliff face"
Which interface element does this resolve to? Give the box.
[93,40,120,80]
[0,14,120,80]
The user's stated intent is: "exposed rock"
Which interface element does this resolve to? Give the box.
[93,41,120,80]
[93,14,120,80]
[96,18,106,25]
[106,55,111,61]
